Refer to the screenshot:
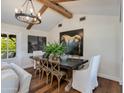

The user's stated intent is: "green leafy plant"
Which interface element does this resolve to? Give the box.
[44,42,66,58]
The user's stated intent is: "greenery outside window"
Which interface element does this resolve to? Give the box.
[1,33,16,59]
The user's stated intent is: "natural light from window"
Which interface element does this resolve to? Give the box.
[1,33,16,59]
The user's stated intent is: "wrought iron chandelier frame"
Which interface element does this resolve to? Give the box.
[15,0,41,24]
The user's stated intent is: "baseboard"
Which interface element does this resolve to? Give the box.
[119,81,123,85]
[98,73,120,82]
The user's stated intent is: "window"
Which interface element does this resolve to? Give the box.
[1,33,16,59]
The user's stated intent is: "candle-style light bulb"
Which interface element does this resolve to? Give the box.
[26,16,29,20]
[34,18,37,21]
[20,8,23,13]
[30,8,33,13]
[39,16,42,19]
[38,12,41,17]
[15,8,18,13]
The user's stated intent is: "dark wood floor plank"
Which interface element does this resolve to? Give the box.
[36,79,58,93]
[25,67,122,93]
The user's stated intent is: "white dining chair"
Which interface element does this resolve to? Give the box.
[33,51,45,57]
[72,55,101,93]
[32,51,45,78]
[33,51,45,69]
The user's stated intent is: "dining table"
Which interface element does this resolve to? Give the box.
[30,56,88,92]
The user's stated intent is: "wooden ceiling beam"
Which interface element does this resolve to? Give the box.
[38,0,73,18]
[52,0,77,3]
[26,23,34,30]
[38,5,48,16]
[37,0,76,3]
[37,0,76,16]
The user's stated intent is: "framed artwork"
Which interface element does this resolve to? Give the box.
[28,35,46,53]
[60,29,83,56]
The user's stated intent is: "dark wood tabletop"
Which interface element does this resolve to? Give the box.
[60,58,88,70]
[30,56,88,70]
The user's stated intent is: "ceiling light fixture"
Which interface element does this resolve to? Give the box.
[15,0,41,24]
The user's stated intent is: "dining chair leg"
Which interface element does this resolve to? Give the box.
[50,75,53,86]
[46,73,50,84]
[57,78,61,93]
[35,69,37,77]
[41,70,44,80]
[39,70,41,79]
[34,69,36,75]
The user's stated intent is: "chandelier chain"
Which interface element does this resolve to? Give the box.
[30,0,37,15]
[25,0,29,13]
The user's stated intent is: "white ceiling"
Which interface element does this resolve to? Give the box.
[1,0,120,31]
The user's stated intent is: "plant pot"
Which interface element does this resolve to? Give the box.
[60,54,68,62]
[52,56,59,61]
[49,54,60,61]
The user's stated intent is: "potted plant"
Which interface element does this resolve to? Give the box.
[44,42,66,61]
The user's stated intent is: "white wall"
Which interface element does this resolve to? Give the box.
[48,14,121,82]
[117,21,123,84]
[1,23,49,68]
[1,14,122,83]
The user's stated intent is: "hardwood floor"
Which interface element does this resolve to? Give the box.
[26,68,122,93]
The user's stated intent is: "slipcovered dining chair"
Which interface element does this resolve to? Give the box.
[72,55,101,93]
[33,51,45,78]
[33,51,45,69]
[33,57,42,78]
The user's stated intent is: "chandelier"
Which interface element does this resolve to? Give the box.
[15,0,41,24]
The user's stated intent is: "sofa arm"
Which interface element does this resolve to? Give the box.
[10,63,32,93]
[1,69,19,93]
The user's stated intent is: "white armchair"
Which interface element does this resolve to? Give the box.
[1,69,19,93]
[1,62,32,93]
[72,55,101,93]
[10,63,32,93]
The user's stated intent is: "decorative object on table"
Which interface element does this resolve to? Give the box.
[28,35,46,53]
[44,42,66,61]
[15,0,41,25]
[60,29,83,56]
[60,54,68,62]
